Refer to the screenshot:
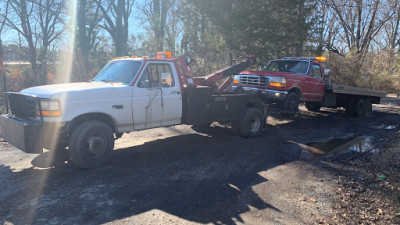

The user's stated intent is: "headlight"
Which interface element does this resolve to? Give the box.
[233,75,239,84]
[37,99,61,117]
[269,77,286,87]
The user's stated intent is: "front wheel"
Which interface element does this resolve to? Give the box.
[69,120,115,168]
[284,92,300,114]
[232,107,265,138]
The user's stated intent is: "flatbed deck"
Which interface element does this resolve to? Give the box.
[331,84,387,98]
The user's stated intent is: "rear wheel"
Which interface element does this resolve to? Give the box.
[346,98,366,117]
[305,102,321,112]
[232,107,265,138]
[69,120,115,168]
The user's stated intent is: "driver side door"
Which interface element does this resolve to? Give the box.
[303,63,325,102]
[131,62,182,130]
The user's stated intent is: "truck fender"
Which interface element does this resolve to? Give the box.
[67,113,117,135]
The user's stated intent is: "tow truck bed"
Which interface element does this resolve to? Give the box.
[330,84,387,98]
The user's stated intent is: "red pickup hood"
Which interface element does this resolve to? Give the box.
[239,70,294,78]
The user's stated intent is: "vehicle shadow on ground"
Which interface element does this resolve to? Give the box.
[2,126,290,225]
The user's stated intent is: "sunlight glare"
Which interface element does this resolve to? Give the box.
[25,1,78,224]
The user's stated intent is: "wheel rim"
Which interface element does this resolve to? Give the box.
[250,115,261,133]
[85,136,106,157]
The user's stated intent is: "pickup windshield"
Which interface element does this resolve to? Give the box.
[263,60,309,74]
[92,60,142,84]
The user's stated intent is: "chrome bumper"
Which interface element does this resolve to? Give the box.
[235,86,288,101]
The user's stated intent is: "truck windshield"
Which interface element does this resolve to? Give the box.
[92,60,142,84]
[263,60,309,74]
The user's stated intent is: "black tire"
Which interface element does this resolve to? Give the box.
[69,120,115,168]
[364,98,372,113]
[346,98,365,117]
[353,98,366,117]
[233,107,265,138]
[284,92,300,114]
[305,102,321,112]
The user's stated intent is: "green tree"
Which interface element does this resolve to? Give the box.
[190,0,318,66]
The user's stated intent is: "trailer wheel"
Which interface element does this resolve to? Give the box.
[365,98,372,113]
[347,98,366,117]
[69,120,114,168]
[305,102,321,112]
[232,107,264,138]
[284,92,300,114]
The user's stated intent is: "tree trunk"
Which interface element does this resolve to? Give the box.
[295,0,305,57]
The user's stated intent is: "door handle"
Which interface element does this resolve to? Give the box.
[171,91,181,94]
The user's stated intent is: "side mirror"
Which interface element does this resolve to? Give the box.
[324,68,330,75]
[186,57,192,65]
[161,72,173,87]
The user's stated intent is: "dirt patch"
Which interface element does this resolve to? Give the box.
[321,130,400,224]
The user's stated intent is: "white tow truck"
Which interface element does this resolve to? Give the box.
[0,52,268,168]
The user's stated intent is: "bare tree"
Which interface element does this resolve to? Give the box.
[77,0,103,77]
[329,0,392,59]
[138,0,174,51]
[0,1,10,58]
[164,0,183,52]
[3,0,65,85]
[36,0,65,84]
[95,0,134,56]
[380,0,400,50]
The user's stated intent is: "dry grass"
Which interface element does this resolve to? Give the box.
[327,52,400,92]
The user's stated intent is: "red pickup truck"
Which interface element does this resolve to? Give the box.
[233,57,386,116]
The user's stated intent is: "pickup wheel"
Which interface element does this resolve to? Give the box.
[305,102,321,112]
[232,107,264,138]
[284,92,300,114]
[69,120,115,168]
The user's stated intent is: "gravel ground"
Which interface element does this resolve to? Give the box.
[0,95,399,225]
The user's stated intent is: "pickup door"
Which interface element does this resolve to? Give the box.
[302,62,325,102]
[131,61,182,130]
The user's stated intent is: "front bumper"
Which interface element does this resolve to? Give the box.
[235,86,288,101]
[0,114,67,153]
[0,114,43,153]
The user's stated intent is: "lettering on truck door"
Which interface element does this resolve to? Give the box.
[131,62,182,129]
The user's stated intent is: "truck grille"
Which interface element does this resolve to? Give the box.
[237,75,270,86]
[8,93,38,119]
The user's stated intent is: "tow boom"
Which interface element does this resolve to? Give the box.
[193,55,256,93]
